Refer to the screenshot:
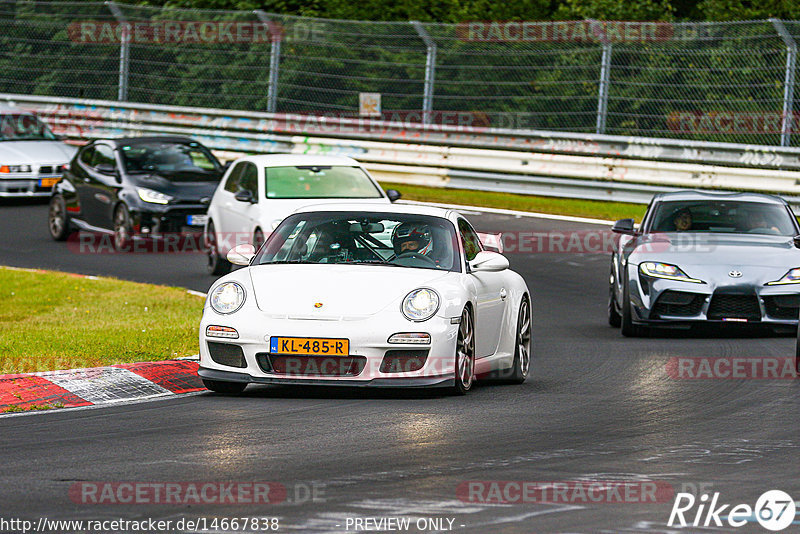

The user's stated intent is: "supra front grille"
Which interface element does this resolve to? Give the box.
[707,293,761,321]
[207,342,246,368]
[256,353,366,376]
[763,295,800,320]
[651,290,705,318]
[380,350,429,373]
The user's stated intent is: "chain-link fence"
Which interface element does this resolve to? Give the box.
[1,1,799,146]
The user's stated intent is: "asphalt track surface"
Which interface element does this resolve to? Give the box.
[1,199,798,533]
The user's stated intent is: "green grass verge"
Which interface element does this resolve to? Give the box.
[379,182,647,222]
[0,267,202,374]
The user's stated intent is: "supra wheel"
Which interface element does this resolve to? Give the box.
[48,194,70,241]
[202,379,247,394]
[113,204,133,251]
[452,306,475,395]
[508,296,532,384]
[620,278,644,337]
[206,220,231,276]
[608,266,622,328]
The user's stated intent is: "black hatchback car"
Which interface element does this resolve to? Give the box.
[48,136,225,249]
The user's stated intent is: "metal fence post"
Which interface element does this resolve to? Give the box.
[411,21,436,125]
[770,19,796,147]
[255,10,281,114]
[106,1,129,101]
[589,20,612,135]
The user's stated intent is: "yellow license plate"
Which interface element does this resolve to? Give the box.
[270,337,349,356]
[39,178,60,188]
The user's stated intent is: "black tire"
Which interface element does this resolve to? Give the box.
[620,276,645,337]
[452,306,476,395]
[608,264,622,328]
[202,379,247,394]
[206,220,231,276]
[796,319,800,375]
[508,296,532,384]
[113,204,133,251]
[253,228,265,250]
[48,194,70,241]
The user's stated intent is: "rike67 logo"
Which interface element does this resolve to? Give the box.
[668,490,796,531]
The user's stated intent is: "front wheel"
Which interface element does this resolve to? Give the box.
[608,266,622,328]
[113,204,134,251]
[202,379,247,394]
[452,306,475,395]
[48,194,70,241]
[206,220,231,276]
[508,296,532,384]
[620,278,645,337]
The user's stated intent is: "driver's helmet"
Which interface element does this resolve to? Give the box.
[392,222,432,256]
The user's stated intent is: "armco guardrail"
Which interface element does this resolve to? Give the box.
[4,93,800,208]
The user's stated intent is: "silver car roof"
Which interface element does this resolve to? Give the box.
[653,190,788,206]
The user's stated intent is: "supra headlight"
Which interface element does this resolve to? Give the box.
[767,268,800,285]
[137,187,173,205]
[640,262,704,283]
[209,282,245,314]
[402,288,440,322]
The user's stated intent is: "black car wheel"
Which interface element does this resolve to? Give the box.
[452,306,475,395]
[206,220,231,276]
[113,204,133,251]
[202,379,247,394]
[621,275,645,337]
[608,264,622,327]
[48,194,70,241]
[253,228,265,250]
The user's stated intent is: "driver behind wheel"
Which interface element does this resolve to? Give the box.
[392,222,433,256]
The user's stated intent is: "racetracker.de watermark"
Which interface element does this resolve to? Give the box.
[456,21,675,43]
[666,357,799,380]
[69,481,325,505]
[456,480,674,504]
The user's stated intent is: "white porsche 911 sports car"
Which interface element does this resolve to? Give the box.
[198,204,531,395]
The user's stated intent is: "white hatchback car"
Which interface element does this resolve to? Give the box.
[204,154,398,275]
[0,105,77,197]
[198,203,532,395]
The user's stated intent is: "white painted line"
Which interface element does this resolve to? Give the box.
[44,367,170,404]
[187,289,207,298]
[398,200,615,226]
[0,391,207,419]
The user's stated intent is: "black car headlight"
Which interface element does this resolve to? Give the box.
[640,262,704,283]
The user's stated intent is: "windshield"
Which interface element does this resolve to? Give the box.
[254,212,461,272]
[265,166,383,199]
[650,200,797,236]
[0,114,58,141]
[119,141,222,181]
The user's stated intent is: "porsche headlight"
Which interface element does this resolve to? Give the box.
[767,268,800,285]
[137,187,173,205]
[640,262,703,283]
[402,288,440,322]
[209,282,245,314]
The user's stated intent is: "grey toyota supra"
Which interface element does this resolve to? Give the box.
[609,191,800,336]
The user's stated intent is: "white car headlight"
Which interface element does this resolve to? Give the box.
[640,262,703,283]
[209,282,245,314]
[402,288,440,322]
[767,268,800,285]
[137,187,173,205]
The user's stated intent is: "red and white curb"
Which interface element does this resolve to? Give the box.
[0,359,204,412]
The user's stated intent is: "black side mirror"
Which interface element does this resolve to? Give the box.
[386,189,401,202]
[612,218,637,235]
[234,189,255,203]
[222,161,232,171]
[793,235,800,249]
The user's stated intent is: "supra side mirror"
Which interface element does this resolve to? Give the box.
[234,189,255,203]
[612,218,637,235]
[226,243,256,266]
[469,251,509,272]
[386,189,401,202]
